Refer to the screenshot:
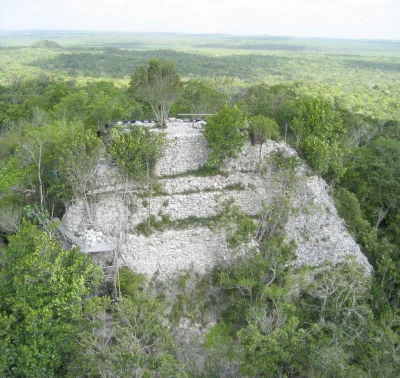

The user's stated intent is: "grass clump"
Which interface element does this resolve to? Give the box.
[135,215,221,236]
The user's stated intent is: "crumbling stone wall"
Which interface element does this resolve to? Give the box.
[285,176,370,270]
[63,128,371,278]
[155,131,209,176]
[120,227,232,277]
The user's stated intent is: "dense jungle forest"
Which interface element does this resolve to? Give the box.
[0,31,399,377]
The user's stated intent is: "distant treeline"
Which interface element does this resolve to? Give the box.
[25,46,400,79]
[197,43,313,51]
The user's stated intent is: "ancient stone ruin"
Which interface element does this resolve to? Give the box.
[63,121,371,278]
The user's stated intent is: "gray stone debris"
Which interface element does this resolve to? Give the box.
[81,228,116,248]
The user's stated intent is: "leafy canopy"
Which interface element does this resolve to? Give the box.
[249,115,279,144]
[0,222,102,377]
[203,105,247,169]
[109,127,169,179]
[129,59,182,128]
[290,97,349,178]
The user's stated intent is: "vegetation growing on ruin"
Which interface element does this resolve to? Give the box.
[109,127,169,179]
[129,59,183,128]
[203,105,248,169]
[0,31,399,376]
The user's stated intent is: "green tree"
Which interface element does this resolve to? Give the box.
[53,90,90,123]
[0,222,102,377]
[219,198,258,249]
[249,115,280,169]
[238,316,306,377]
[69,290,187,377]
[129,60,183,128]
[203,105,247,169]
[57,126,104,222]
[173,79,227,115]
[240,83,297,136]
[109,127,169,231]
[108,127,169,180]
[343,136,400,232]
[290,97,348,179]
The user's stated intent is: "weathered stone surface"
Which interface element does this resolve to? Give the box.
[155,126,209,176]
[120,227,232,277]
[286,176,370,270]
[63,124,372,278]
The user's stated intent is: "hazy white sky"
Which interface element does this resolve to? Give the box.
[1,0,399,40]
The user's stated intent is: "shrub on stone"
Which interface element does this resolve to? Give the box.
[249,115,280,145]
[109,127,169,179]
[203,106,247,169]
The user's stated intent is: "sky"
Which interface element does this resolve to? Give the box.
[1,0,399,40]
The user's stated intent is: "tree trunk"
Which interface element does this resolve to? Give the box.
[146,161,151,230]
[37,144,44,212]
[151,102,170,128]
[284,122,288,142]
[82,190,93,224]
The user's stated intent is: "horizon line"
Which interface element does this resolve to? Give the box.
[1,29,399,43]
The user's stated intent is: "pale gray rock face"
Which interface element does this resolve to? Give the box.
[121,228,232,277]
[63,123,371,278]
[285,176,370,271]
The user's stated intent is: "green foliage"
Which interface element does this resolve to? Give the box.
[53,90,90,121]
[1,33,400,377]
[219,198,258,248]
[204,322,237,374]
[203,105,247,169]
[178,272,191,289]
[57,125,103,197]
[217,239,294,335]
[109,127,169,179]
[216,242,400,377]
[69,295,186,377]
[249,115,280,169]
[296,260,400,377]
[267,151,301,173]
[241,84,297,129]
[333,187,378,255]
[343,136,400,234]
[118,267,146,297]
[0,157,31,198]
[249,115,280,144]
[336,132,400,306]
[170,294,186,325]
[333,186,400,309]
[161,164,221,178]
[238,316,306,376]
[0,198,21,234]
[129,59,183,128]
[215,235,303,375]
[136,215,157,236]
[172,79,227,115]
[290,97,349,178]
[157,354,188,378]
[0,120,105,229]
[300,260,371,325]
[0,222,102,377]
[136,214,220,236]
